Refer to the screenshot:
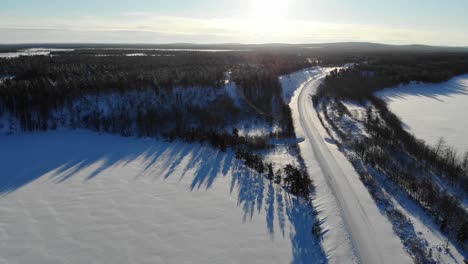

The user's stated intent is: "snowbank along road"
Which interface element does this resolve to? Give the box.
[295,70,412,264]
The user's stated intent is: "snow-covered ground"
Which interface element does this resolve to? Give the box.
[283,68,357,263]
[376,74,468,153]
[125,53,147,56]
[0,130,325,264]
[320,99,466,263]
[0,75,15,84]
[280,67,323,104]
[0,48,74,58]
[283,67,412,263]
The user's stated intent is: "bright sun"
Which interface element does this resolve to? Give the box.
[249,0,288,35]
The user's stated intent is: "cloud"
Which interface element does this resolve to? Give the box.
[0,12,466,45]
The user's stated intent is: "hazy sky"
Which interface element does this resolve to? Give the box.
[1,0,467,45]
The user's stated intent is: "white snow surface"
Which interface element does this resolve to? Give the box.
[327,100,466,263]
[286,67,412,264]
[0,48,74,58]
[376,74,468,153]
[0,130,325,264]
[0,75,15,84]
[280,67,323,104]
[125,53,147,56]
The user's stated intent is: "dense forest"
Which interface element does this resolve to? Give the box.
[0,48,317,198]
[0,50,310,136]
[317,53,468,100]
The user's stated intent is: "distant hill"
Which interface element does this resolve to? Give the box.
[288,42,468,53]
[1,42,467,53]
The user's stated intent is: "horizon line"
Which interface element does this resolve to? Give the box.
[0,42,467,48]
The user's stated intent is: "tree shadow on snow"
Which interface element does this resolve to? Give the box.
[378,75,468,103]
[0,130,327,263]
[0,131,168,195]
[230,164,327,263]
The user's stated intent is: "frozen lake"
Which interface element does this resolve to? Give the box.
[376,74,468,154]
[0,130,324,264]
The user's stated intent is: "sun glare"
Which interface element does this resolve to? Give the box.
[249,0,289,35]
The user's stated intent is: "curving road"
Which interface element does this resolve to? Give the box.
[296,72,412,264]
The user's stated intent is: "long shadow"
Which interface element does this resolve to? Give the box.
[190,149,225,190]
[0,131,164,195]
[276,188,286,238]
[228,162,327,263]
[178,145,205,182]
[229,165,266,222]
[0,130,328,263]
[377,75,468,103]
[163,142,193,179]
[265,182,275,236]
[285,195,327,264]
[222,151,235,177]
[139,145,170,175]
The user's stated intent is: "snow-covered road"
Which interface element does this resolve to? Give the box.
[294,72,412,264]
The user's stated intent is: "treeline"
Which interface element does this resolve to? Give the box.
[321,98,468,251]
[178,128,271,151]
[1,87,241,136]
[229,51,310,136]
[315,55,468,251]
[370,97,468,190]
[357,101,467,249]
[317,53,468,100]
[232,68,295,136]
[0,53,228,123]
[2,52,229,88]
[317,55,468,192]
[0,50,313,140]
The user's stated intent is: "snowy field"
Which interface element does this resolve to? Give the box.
[0,130,324,264]
[376,74,468,153]
[0,48,74,58]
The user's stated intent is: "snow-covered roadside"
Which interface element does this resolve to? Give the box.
[282,68,358,263]
[318,99,467,263]
[0,130,325,264]
[283,67,412,263]
[280,67,323,105]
